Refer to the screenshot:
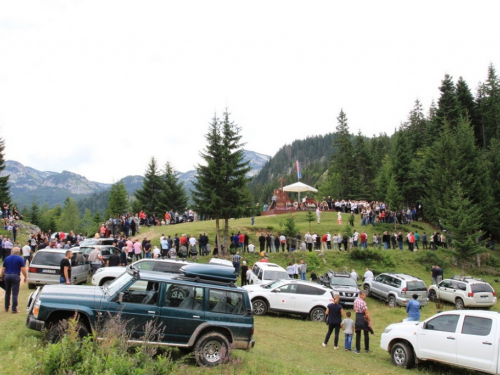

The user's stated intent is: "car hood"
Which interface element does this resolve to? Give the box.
[40,284,106,302]
[331,285,359,292]
[243,284,267,292]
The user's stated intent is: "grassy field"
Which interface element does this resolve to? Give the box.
[1,212,497,374]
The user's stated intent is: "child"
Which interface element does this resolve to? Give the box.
[341,311,354,351]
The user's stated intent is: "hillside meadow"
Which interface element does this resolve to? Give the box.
[1,211,498,374]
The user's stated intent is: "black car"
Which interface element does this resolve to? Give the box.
[319,270,360,307]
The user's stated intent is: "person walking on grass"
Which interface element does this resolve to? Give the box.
[322,295,344,349]
[341,311,354,351]
[0,247,27,313]
[354,290,371,354]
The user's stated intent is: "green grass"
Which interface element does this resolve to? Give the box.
[2,213,498,374]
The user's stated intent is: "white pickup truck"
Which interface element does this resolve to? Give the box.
[381,310,500,374]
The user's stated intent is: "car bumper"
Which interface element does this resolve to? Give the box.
[234,338,255,350]
[26,315,45,332]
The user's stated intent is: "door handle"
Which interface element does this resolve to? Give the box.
[193,315,200,319]
[148,311,156,314]
[446,336,455,340]
[483,341,493,345]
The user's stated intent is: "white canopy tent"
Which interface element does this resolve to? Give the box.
[282,182,318,206]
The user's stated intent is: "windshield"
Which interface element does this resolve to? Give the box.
[262,280,287,289]
[105,272,133,295]
[31,252,64,266]
[330,276,357,287]
[264,271,290,280]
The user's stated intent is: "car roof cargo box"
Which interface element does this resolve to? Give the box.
[181,264,237,283]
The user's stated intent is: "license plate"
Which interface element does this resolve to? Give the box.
[42,269,56,274]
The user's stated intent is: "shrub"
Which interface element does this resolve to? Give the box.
[350,249,384,262]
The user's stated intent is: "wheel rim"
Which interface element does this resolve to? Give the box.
[253,301,265,315]
[311,308,325,321]
[393,347,406,366]
[429,291,436,301]
[201,340,223,363]
[456,299,464,309]
[388,297,396,307]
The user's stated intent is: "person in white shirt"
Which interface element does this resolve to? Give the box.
[350,269,358,282]
[363,268,374,282]
[247,243,255,253]
[22,241,32,264]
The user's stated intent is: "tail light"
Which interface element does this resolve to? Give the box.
[29,267,37,273]
[468,292,474,297]
[401,287,407,295]
[493,291,497,297]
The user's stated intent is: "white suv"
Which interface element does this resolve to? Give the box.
[428,275,497,309]
[92,258,191,286]
[243,279,334,321]
[248,262,289,285]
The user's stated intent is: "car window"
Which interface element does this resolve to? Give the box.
[257,269,263,280]
[31,252,64,266]
[252,265,259,274]
[209,289,245,314]
[461,316,492,336]
[471,283,494,293]
[374,275,386,283]
[406,281,426,291]
[164,283,203,310]
[120,279,160,305]
[296,284,325,295]
[457,282,466,291]
[439,280,451,288]
[331,277,357,287]
[276,284,297,294]
[425,314,460,333]
[135,261,155,271]
[383,276,394,285]
[450,280,460,289]
[263,270,289,280]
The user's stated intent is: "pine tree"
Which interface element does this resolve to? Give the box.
[456,76,477,124]
[133,157,163,215]
[29,200,41,226]
[329,109,355,199]
[160,162,188,213]
[106,181,129,219]
[479,64,500,145]
[0,136,11,205]
[436,74,460,129]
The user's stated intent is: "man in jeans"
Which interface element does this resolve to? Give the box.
[299,260,307,280]
[0,247,27,313]
[88,246,103,274]
[232,251,241,274]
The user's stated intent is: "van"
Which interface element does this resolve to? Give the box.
[248,262,289,285]
[27,249,89,289]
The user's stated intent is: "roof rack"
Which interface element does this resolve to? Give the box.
[452,275,484,282]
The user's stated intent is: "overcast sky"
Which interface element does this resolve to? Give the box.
[1,1,499,183]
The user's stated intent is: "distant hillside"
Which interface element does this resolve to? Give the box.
[3,149,270,211]
[249,134,337,203]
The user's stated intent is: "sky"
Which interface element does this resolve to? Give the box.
[1,1,499,183]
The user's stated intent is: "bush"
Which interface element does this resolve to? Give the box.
[350,249,384,262]
[416,250,451,269]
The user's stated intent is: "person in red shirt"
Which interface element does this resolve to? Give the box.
[239,233,245,252]
[321,234,328,251]
[360,232,367,249]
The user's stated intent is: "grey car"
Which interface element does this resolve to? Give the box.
[319,270,360,307]
[27,249,89,289]
[363,273,428,308]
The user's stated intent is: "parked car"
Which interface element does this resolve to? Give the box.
[248,262,289,285]
[428,275,497,309]
[27,263,255,367]
[363,273,428,308]
[319,270,360,307]
[92,258,191,286]
[243,279,334,321]
[381,310,500,374]
[78,245,119,264]
[27,249,89,289]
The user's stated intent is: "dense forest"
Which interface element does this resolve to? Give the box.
[250,64,500,239]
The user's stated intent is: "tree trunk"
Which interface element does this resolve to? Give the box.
[215,218,222,255]
[223,218,229,256]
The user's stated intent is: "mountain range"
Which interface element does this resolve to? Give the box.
[2,150,271,209]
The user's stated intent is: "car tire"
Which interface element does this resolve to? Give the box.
[455,298,465,310]
[28,283,36,290]
[46,319,90,344]
[388,296,397,308]
[252,299,268,316]
[391,342,415,369]
[194,332,230,367]
[310,307,326,322]
[428,290,437,302]
[363,285,371,296]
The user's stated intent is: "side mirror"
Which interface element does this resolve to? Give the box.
[117,292,124,303]
[272,288,281,293]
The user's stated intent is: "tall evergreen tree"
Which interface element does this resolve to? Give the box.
[133,157,163,215]
[328,109,355,199]
[436,74,460,129]
[29,200,41,226]
[160,162,188,213]
[0,136,11,205]
[106,181,129,219]
[456,76,477,123]
[479,64,500,145]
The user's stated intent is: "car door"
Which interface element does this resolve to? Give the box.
[456,315,496,373]
[437,280,454,303]
[267,282,297,312]
[70,251,89,284]
[295,284,328,313]
[158,282,205,344]
[104,278,161,340]
[370,275,387,296]
[417,313,460,364]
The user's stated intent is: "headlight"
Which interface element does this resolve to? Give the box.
[33,301,40,319]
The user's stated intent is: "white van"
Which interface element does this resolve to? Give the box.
[248,262,289,285]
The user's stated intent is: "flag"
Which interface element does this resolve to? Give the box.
[296,160,302,179]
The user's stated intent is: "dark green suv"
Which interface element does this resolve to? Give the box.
[26,264,255,366]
